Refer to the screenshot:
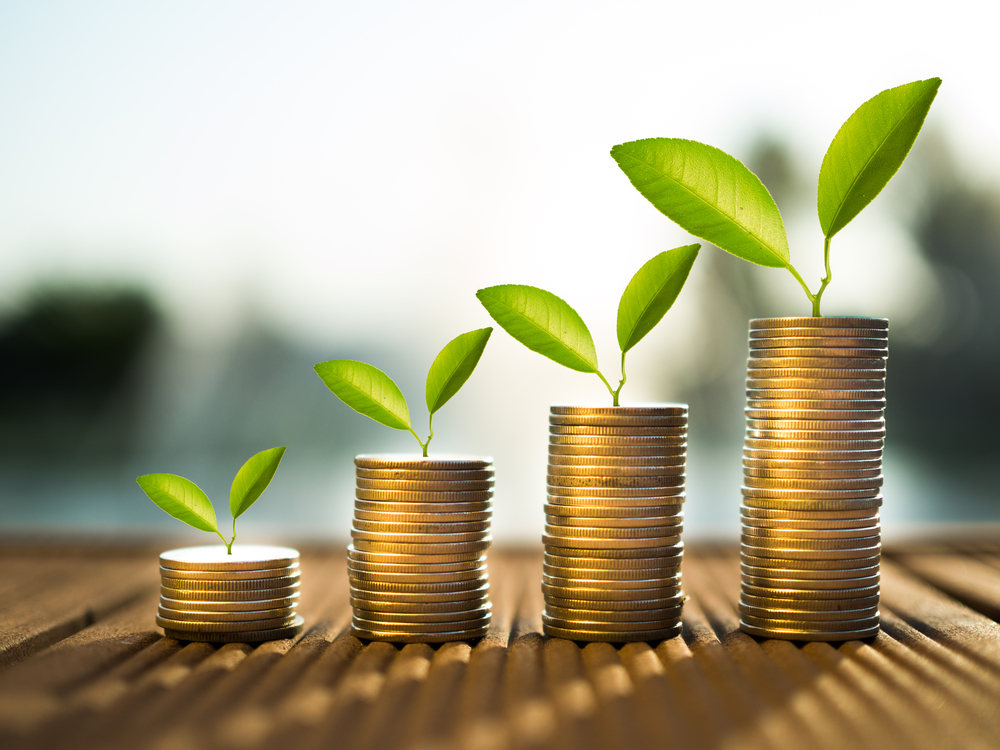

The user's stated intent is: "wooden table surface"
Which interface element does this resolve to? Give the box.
[1,539,999,750]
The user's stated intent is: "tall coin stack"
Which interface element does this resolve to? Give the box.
[348,455,494,642]
[543,405,688,642]
[740,317,887,641]
[157,545,303,642]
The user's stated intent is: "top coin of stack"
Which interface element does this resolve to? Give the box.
[543,405,688,643]
[740,317,887,641]
[348,454,494,643]
[157,545,304,642]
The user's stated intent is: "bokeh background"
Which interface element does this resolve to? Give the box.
[1,0,997,544]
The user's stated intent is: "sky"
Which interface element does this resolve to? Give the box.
[0,0,996,538]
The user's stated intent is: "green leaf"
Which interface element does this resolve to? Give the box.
[617,244,701,353]
[476,284,599,373]
[818,77,941,238]
[136,473,218,533]
[314,360,412,430]
[425,327,493,414]
[230,445,286,520]
[611,138,789,268]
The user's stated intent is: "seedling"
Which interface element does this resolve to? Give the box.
[314,327,492,457]
[611,78,941,316]
[477,244,700,406]
[136,446,286,554]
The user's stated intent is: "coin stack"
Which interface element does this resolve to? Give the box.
[348,455,494,642]
[543,405,688,642]
[740,316,887,641]
[157,545,303,642]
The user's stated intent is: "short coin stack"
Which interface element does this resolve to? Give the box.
[157,545,303,642]
[348,454,494,642]
[543,405,688,642]
[740,316,887,641]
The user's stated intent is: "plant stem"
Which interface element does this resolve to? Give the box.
[785,263,819,316]
[611,351,628,406]
[215,529,234,555]
[407,419,433,458]
[595,370,619,406]
[811,236,833,317]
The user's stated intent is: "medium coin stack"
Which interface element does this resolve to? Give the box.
[348,454,494,642]
[157,545,303,642]
[740,316,887,641]
[543,405,688,642]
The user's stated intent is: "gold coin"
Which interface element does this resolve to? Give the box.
[548,484,685,498]
[544,563,681,580]
[158,563,299,581]
[545,523,682,541]
[349,595,490,614]
[746,377,887,391]
[749,335,888,349]
[354,509,492,524]
[157,613,298,632]
[749,317,888,331]
[350,583,489,602]
[348,567,487,585]
[160,583,301,601]
[744,409,884,423]
[741,572,879,590]
[545,543,683,561]
[160,569,300,587]
[350,614,490,634]
[543,572,681,589]
[548,453,686,467]
[741,532,880,550]
[744,440,883,454]
[747,388,885,402]
[545,513,682,530]
[740,515,878,531]
[353,500,492,515]
[542,612,681,631]
[742,477,883,492]
[747,357,887,373]
[346,551,486,570]
[742,484,881,499]
[349,538,491,556]
[545,503,684,519]
[543,535,682,552]
[355,489,492,503]
[547,495,685,511]
[743,465,882,479]
[352,519,491,535]
[743,447,883,462]
[741,497,882,513]
[745,415,884,430]
[542,622,682,642]
[354,455,493,470]
[550,404,687,417]
[547,474,685,490]
[740,555,879,573]
[740,584,879,601]
[544,552,682,570]
[740,505,878,521]
[352,602,492,623]
[159,545,299,572]
[350,624,489,643]
[739,605,879,623]
[549,414,687,428]
[347,543,488,563]
[740,543,880,562]
[548,434,687,447]
[547,462,685,477]
[159,593,300,611]
[349,577,485,595]
[163,616,304,643]
[737,620,878,642]
[550,425,686,437]
[350,527,489,544]
[157,605,296,622]
[355,477,494,492]
[748,346,887,359]
[741,525,879,541]
[746,398,886,412]
[549,444,687,458]
[543,606,683,624]
[355,467,494,481]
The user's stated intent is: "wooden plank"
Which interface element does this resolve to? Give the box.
[891,550,1000,621]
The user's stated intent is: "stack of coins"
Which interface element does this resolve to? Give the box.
[157,545,303,642]
[740,317,887,641]
[543,405,688,642]
[348,455,494,642]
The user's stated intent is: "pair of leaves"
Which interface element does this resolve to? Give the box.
[476,244,700,374]
[610,78,940,263]
[136,446,286,534]
[313,327,492,431]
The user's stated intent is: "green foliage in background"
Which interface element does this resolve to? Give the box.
[478,244,700,405]
[611,78,941,316]
[136,446,286,553]
[314,327,492,457]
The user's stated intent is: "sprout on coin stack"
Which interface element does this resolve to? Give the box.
[314,327,496,642]
[136,447,303,642]
[477,245,699,642]
[611,78,941,640]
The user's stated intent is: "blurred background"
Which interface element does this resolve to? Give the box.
[1,0,997,544]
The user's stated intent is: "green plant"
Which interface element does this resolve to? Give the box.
[314,327,492,457]
[610,78,941,316]
[477,245,700,406]
[136,446,286,554]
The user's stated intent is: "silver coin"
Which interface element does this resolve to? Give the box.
[543,605,683,624]
[737,620,878,642]
[156,612,298,632]
[162,616,304,643]
[349,584,489,603]
[355,477,495,492]
[355,467,494,481]
[549,413,688,427]
[749,317,887,331]
[353,602,492,623]
[346,553,486,572]
[159,593,300,611]
[354,455,493,470]
[159,545,299,572]
[158,573,300,592]
[739,604,878,624]
[159,563,300,581]
[350,613,491,633]
[350,625,490,643]
[350,596,490,615]
[542,622,682,642]
[542,612,682,631]
[550,404,687,417]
